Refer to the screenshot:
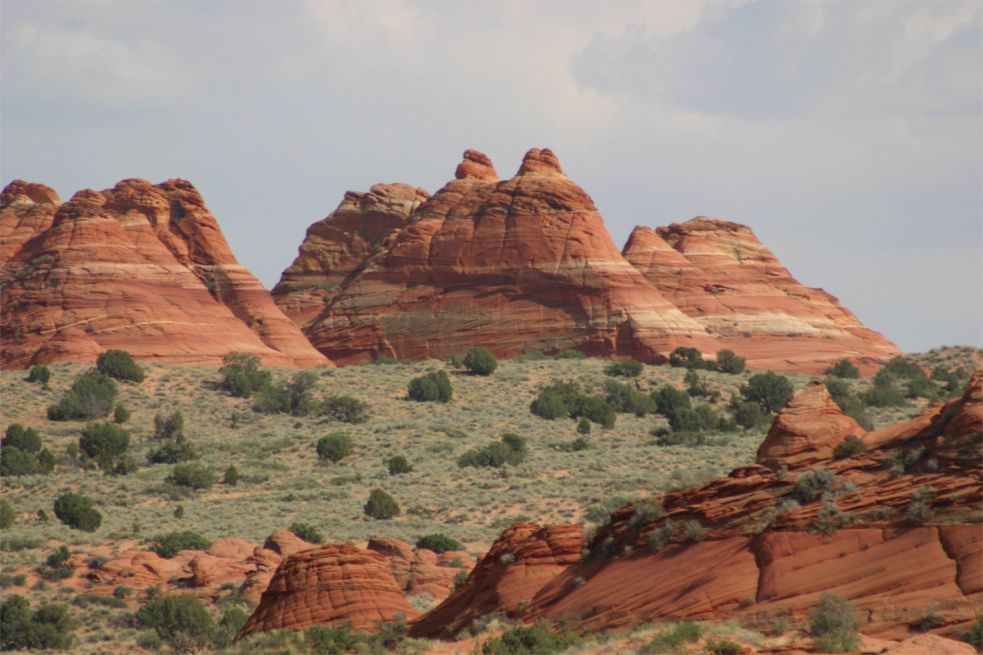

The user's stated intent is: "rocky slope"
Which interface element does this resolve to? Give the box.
[1,179,328,369]
[410,371,982,641]
[623,220,900,373]
[276,149,717,365]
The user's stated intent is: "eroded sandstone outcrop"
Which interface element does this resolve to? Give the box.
[1,179,328,368]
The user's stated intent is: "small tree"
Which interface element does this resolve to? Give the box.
[320,396,370,424]
[166,463,215,490]
[407,370,453,402]
[826,359,860,379]
[317,433,354,463]
[669,347,713,370]
[219,352,271,398]
[135,593,214,653]
[47,369,118,421]
[715,349,746,374]
[905,486,935,524]
[833,435,865,460]
[604,359,643,378]
[113,403,131,424]
[364,489,400,519]
[79,422,130,473]
[152,531,211,558]
[530,389,568,420]
[2,424,42,453]
[223,465,239,486]
[0,499,14,529]
[463,347,498,376]
[733,400,765,429]
[0,595,77,650]
[26,365,52,387]
[154,411,185,440]
[416,533,462,553]
[96,349,145,382]
[289,522,324,544]
[741,372,793,413]
[53,493,102,532]
[809,593,860,653]
[386,455,413,475]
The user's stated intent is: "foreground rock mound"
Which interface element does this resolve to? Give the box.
[1,179,328,368]
[238,544,418,637]
[623,220,900,373]
[276,149,715,364]
[412,376,982,640]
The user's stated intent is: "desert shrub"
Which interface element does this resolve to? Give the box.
[576,395,616,428]
[135,593,214,652]
[166,463,215,490]
[212,606,250,649]
[458,434,527,468]
[47,369,118,420]
[906,374,940,400]
[113,403,131,424]
[733,400,766,429]
[316,433,354,463]
[26,364,51,386]
[530,389,568,420]
[825,380,873,429]
[306,623,360,655]
[463,347,498,375]
[791,468,838,504]
[407,370,453,402]
[289,522,324,544]
[0,499,14,529]
[684,369,709,397]
[683,521,705,542]
[883,356,924,379]
[962,619,983,651]
[0,425,54,476]
[809,593,860,653]
[254,371,318,415]
[706,639,742,655]
[53,493,102,532]
[154,411,185,440]
[628,499,664,530]
[811,502,846,536]
[863,370,907,407]
[653,384,691,418]
[364,489,400,519]
[481,621,580,655]
[741,372,793,412]
[219,352,271,398]
[559,436,591,452]
[96,349,144,382]
[577,417,591,434]
[905,486,935,524]
[386,455,413,475]
[826,359,860,379]
[79,422,130,473]
[320,395,369,424]
[38,546,73,581]
[148,436,199,464]
[604,359,643,378]
[555,350,586,359]
[833,435,865,460]
[416,533,462,553]
[910,613,944,632]
[715,349,746,374]
[585,496,629,524]
[3,424,41,453]
[669,347,716,371]
[152,531,211,558]
[0,595,77,650]
[223,465,239,486]
[639,620,704,653]
[604,380,656,416]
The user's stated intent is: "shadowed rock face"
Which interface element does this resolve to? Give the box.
[1,178,329,369]
[410,375,982,640]
[623,220,900,373]
[277,149,716,365]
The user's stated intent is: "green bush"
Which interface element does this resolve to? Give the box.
[732,400,766,429]
[152,531,211,558]
[741,372,793,413]
[364,489,400,519]
[555,350,586,360]
[577,417,591,434]
[147,436,199,464]
[386,455,413,475]
[791,468,838,504]
[833,435,865,460]
[604,359,643,378]
[154,411,185,440]
[653,384,691,417]
[605,380,656,416]
[458,434,528,468]
[962,619,982,651]
[135,593,214,653]
[53,492,102,532]
[530,389,568,420]
[320,395,369,424]
[254,371,318,415]
[463,347,498,375]
[79,422,130,473]
[214,606,249,650]
[166,463,215,490]
[826,359,860,379]
[0,499,14,529]
[317,433,354,463]
[407,370,453,402]
[113,403,131,424]
[3,425,41,453]
[219,352,272,398]
[223,465,239,486]
[706,639,742,655]
[863,383,906,407]
[715,349,746,374]
[668,347,715,370]
[96,349,145,382]
[481,621,580,655]
[577,395,616,428]
[289,522,324,544]
[905,486,935,524]
[26,364,52,386]
[47,369,118,420]
[416,533,462,553]
[306,624,360,655]
[0,425,54,476]
[809,593,860,653]
[684,369,709,396]
[639,621,703,654]
[0,595,77,650]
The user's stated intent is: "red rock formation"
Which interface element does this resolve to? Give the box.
[367,536,474,601]
[278,149,716,364]
[409,523,583,638]
[411,376,982,640]
[1,178,328,369]
[238,543,418,637]
[623,220,900,373]
[1,181,60,264]
[756,381,865,470]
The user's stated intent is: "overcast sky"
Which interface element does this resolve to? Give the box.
[2,1,981,353]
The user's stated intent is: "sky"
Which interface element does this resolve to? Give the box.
[2,0,981,353]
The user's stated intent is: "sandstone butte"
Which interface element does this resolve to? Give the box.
[0,179,328,369]
[400,371,981,643]
[273,148,719,365]
[622,220,900,374]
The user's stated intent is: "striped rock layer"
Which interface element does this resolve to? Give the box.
[1,178,328,368]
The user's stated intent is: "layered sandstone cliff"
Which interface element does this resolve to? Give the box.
[1,179,328,368]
